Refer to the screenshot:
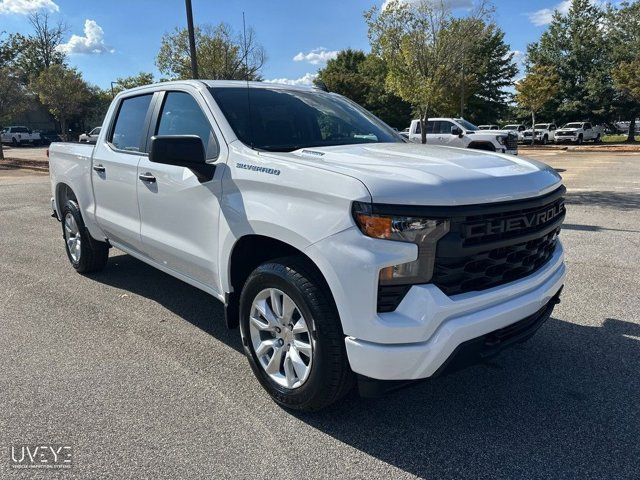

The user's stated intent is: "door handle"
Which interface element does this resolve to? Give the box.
[139,173,156,183]
[93,164,105,173]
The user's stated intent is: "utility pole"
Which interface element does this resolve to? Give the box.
[185,0,199,79]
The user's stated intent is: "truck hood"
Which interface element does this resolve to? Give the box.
[278,143,562,206]
[557,128,579,132]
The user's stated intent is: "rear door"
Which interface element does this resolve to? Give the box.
[92,93,155,253]
[136,88,226,291]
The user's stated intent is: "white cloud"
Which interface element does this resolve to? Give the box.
[57,19,114,55]
[0,0,59,15]
[293,48,339,65]
[528,0,571,26]
[382,0,473,10]
[266,73,318,86]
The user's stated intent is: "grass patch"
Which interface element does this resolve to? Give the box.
[602,134,637,143]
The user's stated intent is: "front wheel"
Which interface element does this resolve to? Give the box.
[239,257,353,411]
[577,134,583,145]
[542,135,548,145]
[61,199,109,273]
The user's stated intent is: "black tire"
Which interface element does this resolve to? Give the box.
[577,134,583,145]
[595,134,601,143]
[542,135,548,145]
[239,257,353,411]
[61,199,109,273]
[11,137,18,147]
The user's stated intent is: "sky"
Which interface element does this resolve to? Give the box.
[0,0,575,89]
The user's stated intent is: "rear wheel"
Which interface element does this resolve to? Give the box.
[239,257,353,411]
[61,199,109,273]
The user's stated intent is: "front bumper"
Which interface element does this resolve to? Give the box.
[555,136,579,143]
[344,243,565,381]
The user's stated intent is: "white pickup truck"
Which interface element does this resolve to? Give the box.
[554,122,603,144]
[405,118,518,155]
[48,81,566,410]
[1,126,42,146]
[523,123,557,145]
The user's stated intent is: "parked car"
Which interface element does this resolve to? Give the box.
[1,126,42,146]
[501,124,527,142]
[79,127,102,143]
[48,80,565,410]
[555,122,603,144]
[478,124,500,130]
[405,118,518,155]
[39,131,63,145]
[523,123,557,144]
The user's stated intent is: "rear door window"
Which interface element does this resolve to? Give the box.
[110,94,153,152]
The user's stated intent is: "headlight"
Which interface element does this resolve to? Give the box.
[496,135,507,145]
[352,202,449,286]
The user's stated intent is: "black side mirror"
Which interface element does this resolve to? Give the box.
[149,135,214,182]
[451,126,463,136]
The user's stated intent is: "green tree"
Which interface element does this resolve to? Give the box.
[526,0,613,124]
[608,1,640,142]
[112,72,155,95]
[316,49,412,129]
[14,12,67,82]
[0,67,29,159]
[365,0,491,143]
[157,22,266,80]
[32,65,91,140]
[515,65,560,144]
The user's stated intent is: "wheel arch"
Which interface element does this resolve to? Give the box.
[224,234,336,329]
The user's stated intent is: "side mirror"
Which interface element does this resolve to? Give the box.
[149,135,214,182]
[451,126,463,136]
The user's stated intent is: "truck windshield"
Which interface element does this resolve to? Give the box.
[209,87,402,152]
[502,125,518,130]
[563,123,583,128]
[534,124,549,129]
[454,118,479,131]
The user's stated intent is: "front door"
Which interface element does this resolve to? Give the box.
[136,90,224,291]
[92,93,154,253]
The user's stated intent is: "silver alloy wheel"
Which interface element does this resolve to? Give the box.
[249,288,314,389]
[64,212,81,263]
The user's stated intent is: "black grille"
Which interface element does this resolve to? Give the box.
[433,228,560,296]
[506,133,518,150]
[377,285,412,313]
[432,188,565,296]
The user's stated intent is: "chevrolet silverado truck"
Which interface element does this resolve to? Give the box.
[555,122,602,144]
[48,81,566,410]
[501,124,527,142]
[405,118,519,155]
[523,123,557,145]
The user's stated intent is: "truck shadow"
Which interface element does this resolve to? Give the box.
[292,316,640,478]
[565,190,640,210]
[89,253,639,478]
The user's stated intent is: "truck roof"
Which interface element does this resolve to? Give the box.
[121,79,319,95]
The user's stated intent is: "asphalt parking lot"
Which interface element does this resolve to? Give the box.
[1,151,639,479]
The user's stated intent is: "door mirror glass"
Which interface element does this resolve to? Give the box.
[451,126,463,136]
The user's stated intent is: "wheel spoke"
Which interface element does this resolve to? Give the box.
[283,351,296,387]
[293,339,312,358]
[270,289,283,318]
[250,315,273,332]
[281,295,296,322]
[265,345,284,374]
[289,347,308,380]
[255,338,275,358]
[254,299,278,328]
[292,318,308,334]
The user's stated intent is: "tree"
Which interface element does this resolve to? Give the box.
[112,72,155,95]
[609,1,640,142]
[464,24,519,125]
[526,0,613,124]
[316,49,412,129]
[515,66,560,144]
[157,22,266,80]
[14,12,67,82]
[365,0,491,143]
[32,65,91,140]
[612,59,640,142]
[0,67,29,159]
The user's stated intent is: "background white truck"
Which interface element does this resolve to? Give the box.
[405,118,518,155]
[501,124,527,142]
[522,123,557,144]
[1,126,42,146]
[555,122,603,143]
[48,80,565,410]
